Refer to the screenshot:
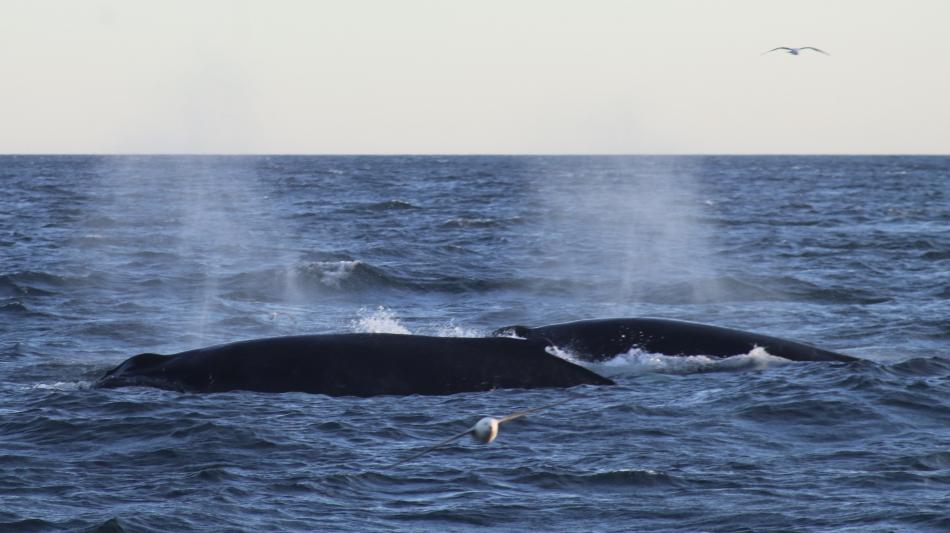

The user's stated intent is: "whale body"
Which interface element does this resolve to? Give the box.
[493,318,857,363]
[95,333,614,396]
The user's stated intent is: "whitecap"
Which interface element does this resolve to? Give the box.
[298,260,361,289]
[31,381,87,391]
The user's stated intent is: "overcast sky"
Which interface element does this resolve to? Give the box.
[2,0,948,154]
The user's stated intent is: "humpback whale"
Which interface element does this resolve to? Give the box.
[95,333,614,396]
[493,318,857,363]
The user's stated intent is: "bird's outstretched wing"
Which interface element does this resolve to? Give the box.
[390,426,475,468]
[497,396,575,425]
[800,47,830,55]
[390,396,576,468]
[762,47,793,55]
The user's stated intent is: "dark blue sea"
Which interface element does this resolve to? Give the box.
[1,155,948,532]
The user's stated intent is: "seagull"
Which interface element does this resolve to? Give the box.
[390,396,574,468]
[763,46,830,56]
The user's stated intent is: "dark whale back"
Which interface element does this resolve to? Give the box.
[493,318,857,363]
[96,333,614,396]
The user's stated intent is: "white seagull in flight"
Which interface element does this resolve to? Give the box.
[763,46,830,56]
[390,396,574,468]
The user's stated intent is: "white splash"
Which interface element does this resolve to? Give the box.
[715,345,791,371]
[31,381,85,391]
[562,345,791,377]
[351,306,411,334]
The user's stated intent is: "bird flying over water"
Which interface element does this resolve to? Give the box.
[763,46,830,56]
[390,396,574,468]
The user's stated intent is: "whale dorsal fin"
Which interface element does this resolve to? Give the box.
[104,352,168,377]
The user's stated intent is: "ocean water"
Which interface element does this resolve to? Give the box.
[1,155,947,532]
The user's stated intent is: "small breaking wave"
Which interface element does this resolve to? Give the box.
[515,468,680,489]
[440,217,505,228]
[30,381,86,392]
[334,199,420,215]
[366,199,418,211]
[222,260,575,299]
[0,300,51,318]
[921,250,950,261]
[1,300,31,315]
[224,260,411,300]
[294,260,383,290]
[888,356,950,376]
[0,271,72,298]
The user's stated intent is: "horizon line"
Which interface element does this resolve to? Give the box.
[1,152,948,157]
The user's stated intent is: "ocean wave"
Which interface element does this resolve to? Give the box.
[907,450,950,471]
[514,468,681,489]
[81,214,123,229]
[365,200,418,211]
[636,275,889,305]
[0,271,71,297]
[74,320,167,342]
[30,381,85,392]
[293,260,398,290]
[332,199,421,215]
[221,260,565,298]
[4,268,867,307]
[214,264,897,304]
[0,278,32,298]
[0,519,64,531]
[921,250,950,261]
[0,300,49,318]
[129,250,182,262]
[224,261,410,300]
[440,217,506,229]
[736,397,879,424]
[0,342,28,359]
[888,356,950,376]
[636,277,787,304]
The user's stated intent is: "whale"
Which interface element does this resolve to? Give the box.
[95,333,614,396]
[492,318,857,363]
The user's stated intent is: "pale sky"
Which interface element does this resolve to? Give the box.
[2,0,948,154]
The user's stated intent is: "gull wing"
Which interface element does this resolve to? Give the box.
[762,47,793,55]
[390,426,475,468]
[497,396,574,425]
[800,47,830,55]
